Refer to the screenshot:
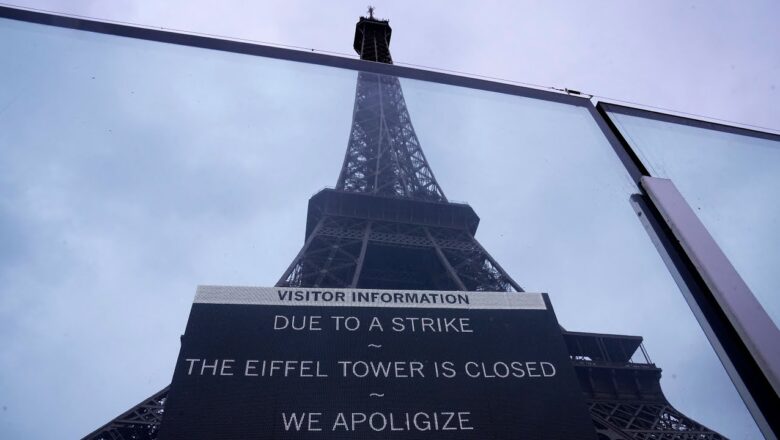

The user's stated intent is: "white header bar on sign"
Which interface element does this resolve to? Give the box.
[195,286,546,310]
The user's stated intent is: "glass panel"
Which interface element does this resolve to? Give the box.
[0,17,761,439]
[607,108,780,329]
[402,82,761,438]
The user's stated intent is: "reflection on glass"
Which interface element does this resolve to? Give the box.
[608,109,780,331]
[403,81,760,438]
[0,16,761,439]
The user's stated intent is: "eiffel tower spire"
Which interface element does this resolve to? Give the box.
[338,15,446,201]
[354,11,393,63]
[85,12,727,440]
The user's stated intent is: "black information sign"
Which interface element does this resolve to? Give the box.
[158,286,597,440]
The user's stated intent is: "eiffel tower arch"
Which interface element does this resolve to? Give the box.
[84,12,728,440]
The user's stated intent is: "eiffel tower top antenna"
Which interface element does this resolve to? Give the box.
[367,5,375,19]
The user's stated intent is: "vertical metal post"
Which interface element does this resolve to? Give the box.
[425,227,468,291]
[642,177,780,392]
[276,218,325,286]
[350,221,372,287]
[639,177,780,438]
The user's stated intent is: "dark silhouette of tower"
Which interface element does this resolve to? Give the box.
[84,12,727,440]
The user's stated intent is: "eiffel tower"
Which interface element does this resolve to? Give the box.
[83,11,727,440]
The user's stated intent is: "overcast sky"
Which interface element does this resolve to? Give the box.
[1,1,777,439]
[8,0,780,132]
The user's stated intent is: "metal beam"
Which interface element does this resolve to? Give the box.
[425,227,467,291]
[350,221,372,287]
[276,218,325,286]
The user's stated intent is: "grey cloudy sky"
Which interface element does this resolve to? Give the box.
[0,1,777,439]
[9,0,780,132]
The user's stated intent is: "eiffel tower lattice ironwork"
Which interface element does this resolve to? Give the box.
[84,12,727,440]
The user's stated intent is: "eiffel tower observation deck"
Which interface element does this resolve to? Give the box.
[84,10,728,440]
